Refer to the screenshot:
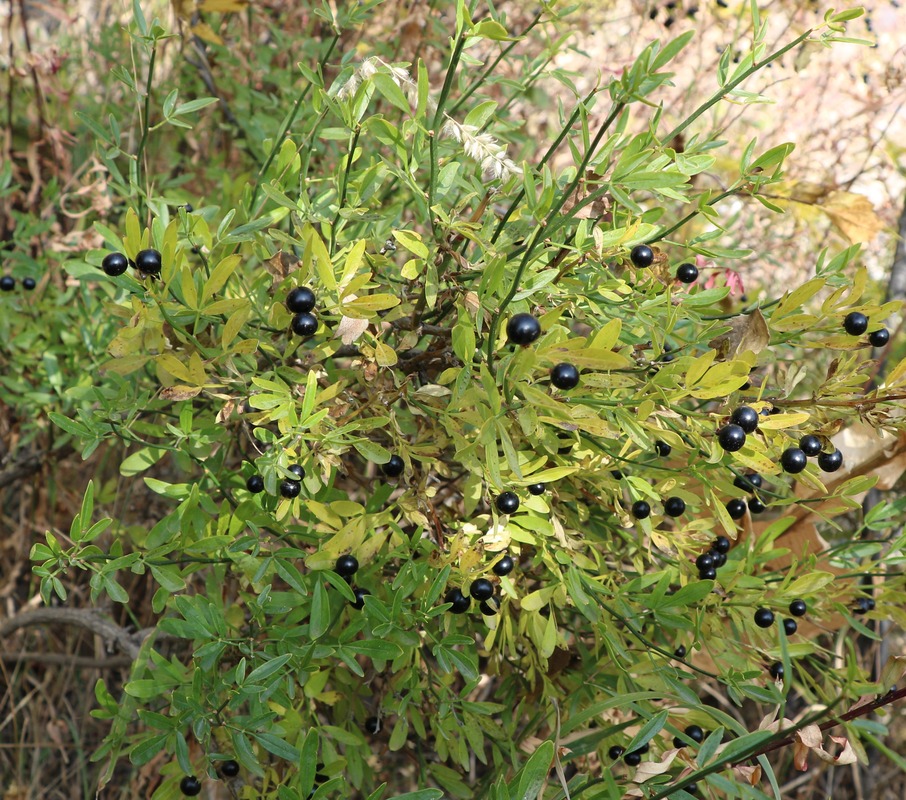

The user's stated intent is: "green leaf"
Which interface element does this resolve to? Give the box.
[310,580,331,639]
[513,740,554,800]
[252,732,300,762]
[626,709,669,753]
[245,653,292,685]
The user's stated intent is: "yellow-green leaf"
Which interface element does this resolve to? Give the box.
[203,255,241,302]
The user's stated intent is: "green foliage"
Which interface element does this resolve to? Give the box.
[6,0,906,797]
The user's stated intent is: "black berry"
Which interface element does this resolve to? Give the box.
[747,496,766,514]
[608,745,625,759]
[783,618,798,635]
[769,662,784,679]
[869,328,890,347]
[630,244,654,268]
[0,275,14,291]
[382,454,405,477]
[730,406,759,433]
[506,313,542,346]
[854,596,875,614]
[817,449,843,472]
[135,248,162,275]
[492,554,515,576]
[754,608,775,628]
[712,535,731,554]
[246,475,264,493]
[101,252,129,276]
[527,483,545,495]
[843,311,868,335]
[676,262,698,283]
[221,760,240,777]
[291,311,318,337]
[496,492,520,514]
[711,550,727,568]
[780,447,807,474]
[479,599,498,615]
[698,566,717,580]
[335,554,359,576]
[695,553,715,571]
[550,363,580,390]
[22,277,36,290]
[364,716,381,734]
[789,599,807,617]
[286,286,316,313]
[351,587,370,609]
[288,463,305,480]
[445,587,471,613]
[631,500,651,519]
[733,473,762,492]
[726,498,747,520]
[623,750,643,766]
[279,479,301,498]
[685,725,705,743]
[179,776,202,797]
[799,435,823,457]
[673,645,686,659]
[470,579,494,601]
[717,424,746,452]
[655,440,672,457]
[663,496,685,517]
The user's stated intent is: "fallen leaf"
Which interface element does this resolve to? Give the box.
[709,308,770,360]
[632,748,678,782]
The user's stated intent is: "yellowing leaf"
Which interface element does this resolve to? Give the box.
[102,355,151,375]
[820,191,884,244]
[757,412,811,430]
[203,254,241,302]
[374,341,398,367]
[199,0,248,12]
[159,385,203,401]
[190,21,223,45]
[340,294,401,318]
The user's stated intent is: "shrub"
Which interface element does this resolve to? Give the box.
[11,1,906,798]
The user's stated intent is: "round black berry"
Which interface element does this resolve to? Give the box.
[754,608,775,628]
[769,662,784,679]
[101,252,129,276]
[663,496,685,517]
[711,550,727,568]
[288,464,305,480]
[789,599,807,617]
[246,475,264,493]
[179,776,202,797]
[382,454,405,477]
[496,492,520,514]
[470,578,494,601]
[279,479,301,498]
[291,312,318,337]
[22,277,36,290]
[506,313,542,346]
[286,286,316,313]
[695,553,715,571]
[799,435,823,457]
[221,760,240,777]
[817,449,843,473]
[655,440,672,457]
[717,424,747,452]
[630,244,654,268]
[783,618,798,635]
[854,596,875,614]
[631,500,651,520]
[733,473,762,492]
[673,645,686,659]
[869,328,890,347]
[479,599,498,615]
[0,275,14,291]
[364,716,381,734]
[726,498,747,520]
[698,566,716,580]
[492,554,515,576]
[608,745,625,760]
[550,363,580,390]
[730,406,759,433]
[623,751,643,766]
[335,554,359,577]
[686,783,698,795]
[351,587,370,609]
[780,447,807,474]
[747,496,766,514]
[527,482,545,496]
[843,311,868,335]
[445,587,471,614]
[135,248,162,275]
[676,262,698,283]
[712,535,731,554]
[685,725,705,743]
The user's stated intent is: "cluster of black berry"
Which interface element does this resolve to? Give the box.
[695,535,731,580]
[0,274,36,291]
[101,249,163,276]
[287,286,319,338]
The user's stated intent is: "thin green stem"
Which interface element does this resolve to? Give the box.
[330,125,361,252]
[134,43,157,223]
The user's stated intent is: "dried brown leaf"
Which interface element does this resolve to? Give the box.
[709,309,770,360]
